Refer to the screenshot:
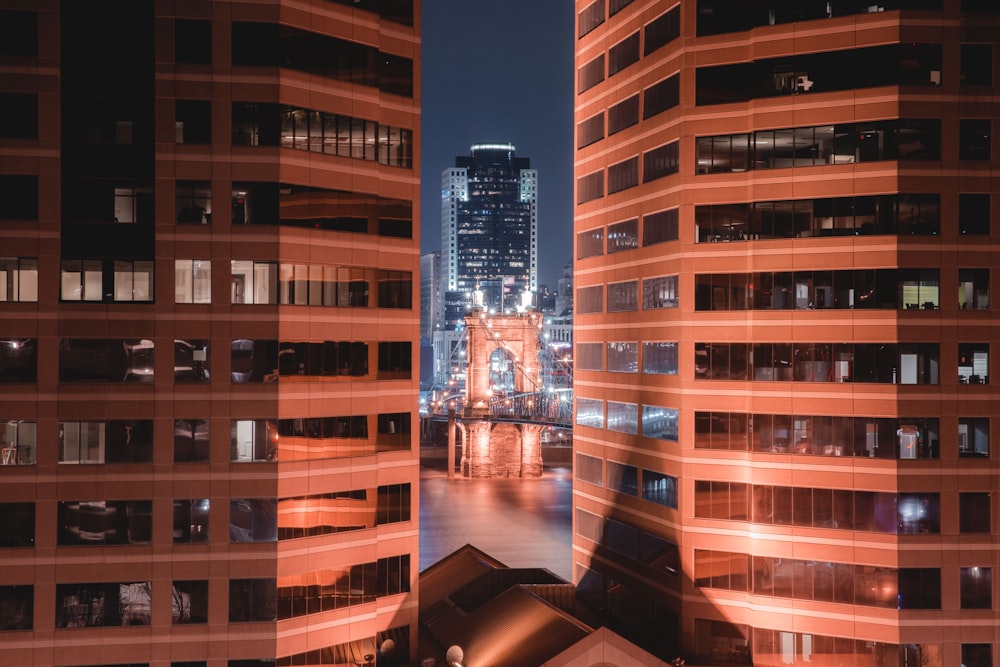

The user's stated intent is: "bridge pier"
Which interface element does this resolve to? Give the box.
[459,420,545,479]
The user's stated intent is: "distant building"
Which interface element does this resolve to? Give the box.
[554,262,573,317]
[421,251,443,341]
[441,143,538,321]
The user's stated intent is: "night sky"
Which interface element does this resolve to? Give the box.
[420,0,575,290]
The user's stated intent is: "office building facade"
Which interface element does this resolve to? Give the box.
[441,143,538,318]
[573,1,998,664]
[0,1,420,665]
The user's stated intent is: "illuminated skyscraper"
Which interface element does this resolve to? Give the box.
[574,1,998,664]
[441,143,538,319]
[0,1,419,664]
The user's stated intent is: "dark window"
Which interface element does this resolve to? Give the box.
[607,281,638,312]
[577,113,604,149]
[230,339,279,383]
[378,342,411,379]
[175,19,211,64]
[607,461,638,496]
[575,453,603,486]
[697,62,752,105]
[643,142,679,182]
[0,10,37,56]
[57,582,151,627]
[578,55,605,94]
[57,501,152,545]
[0,339,37,382]
[174,339,209,383]
[608,157,639,194]
[697,44,941,106]
[962,44,993,85]
[643,75,679,119]
[0,585,32,630]
[377,270,412,308]
[960,493,991,533]
[0,93,38,139]
[376,484,412,525]
[0,175,38,220]
[897,568,941,609]
[576,342,603,371]
[229,499,277,542]
[0,503,34,547]
[608,32,639,77]
[609,0,634,15]
[174,419,210,463]
[960,194,991,236]
[577,227,604,259]
[961,119,992,160]
[228,579,277,622]
[59,339,155,383]
[378,217,412,238]
[578,0,605,38]
[696,1,752,35]
[605,518,638,559]
[962,644,993,667]
[607,95,639,135]
[176,100,211,144]
[961,567,992,609]
[643,209,679,245]
[173,499,210,543]
[232,102,281,146]
[231,22,278,67]
[220,27,397,90]
[577,171,604,204]
[172,580,209,623]
[61,180,153,224]
[176,180,212,224]
[645,7,680,55]
[576,285,603,313]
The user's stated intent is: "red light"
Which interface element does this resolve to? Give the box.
[236,198,245,204]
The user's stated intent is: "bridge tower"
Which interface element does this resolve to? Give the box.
[464,308,543,414]
[454,304,545,478]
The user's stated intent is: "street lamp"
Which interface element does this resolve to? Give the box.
[446,645,465,667]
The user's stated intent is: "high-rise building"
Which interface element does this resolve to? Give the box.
[574,1,998,664]
[441,143,538,319]
[420,251,443,342]
[0,1,419,665]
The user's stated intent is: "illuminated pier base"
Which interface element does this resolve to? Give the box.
[458,421,544,478]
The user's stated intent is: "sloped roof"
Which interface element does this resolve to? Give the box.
[419,543,508,614]
[425,585,591,667]
[541,626,672,667]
